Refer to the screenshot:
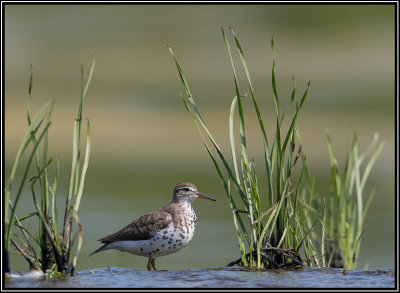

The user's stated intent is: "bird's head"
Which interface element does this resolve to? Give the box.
[172,182,216,204]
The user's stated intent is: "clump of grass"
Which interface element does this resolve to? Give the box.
[322,132,384,269]
[300,132,384,269]
[4,58,95,275]
[169,26,383,270]
[169,26,313,269]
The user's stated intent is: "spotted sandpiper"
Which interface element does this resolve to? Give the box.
[89,182,216,271]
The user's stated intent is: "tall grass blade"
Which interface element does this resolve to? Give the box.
[221,26,249,169]
[74,119,91,211]
[271,38,280,118]
[5,121,52,253]
[229,96,240,180]
[5,99,53,226]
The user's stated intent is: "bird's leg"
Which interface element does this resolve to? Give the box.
[150,258,157,271]
[147,258,152,271]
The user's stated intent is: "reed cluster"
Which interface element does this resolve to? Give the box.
[169,27,383,270]
[304,132,384,269]
[5,58,95,275]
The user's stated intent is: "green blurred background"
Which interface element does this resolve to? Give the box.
[4,4,394,271]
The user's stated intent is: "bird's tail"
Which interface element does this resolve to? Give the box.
[89,243,110,257]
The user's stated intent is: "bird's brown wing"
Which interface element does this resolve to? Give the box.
[98,210,173,243]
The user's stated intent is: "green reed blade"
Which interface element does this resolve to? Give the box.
[10,211,38,223]
[271,38,280,118]
[251,159,261,217]
[64,57,95,259]
[221,27,257,244]
[358,132,379,164]
[50,154,60,239]
[71,209,84,270]
[290,77,296,104]
[230,96,240,180]
[221,26,249,170]
[5,121,52,252]
[360,141,384,192]
[5,99,53,223]
[281,83,310,156]
[242,159,259,246]
[169,47,221,152]
[168,46,193,104]
[362,189,375,224]
[27,65,33,126]
[352,141,363,232]
[82,56,95,101]
[74,119,91,212]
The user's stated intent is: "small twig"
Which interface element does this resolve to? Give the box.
[297,218,319,253]
[251,202,278,230]
[287,145,303,179]
[261,251,280,269]
[13,222,40,259]
[227,258,242,267]
[262,247,302,263]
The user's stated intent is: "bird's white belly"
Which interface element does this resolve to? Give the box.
[108,221,196,258]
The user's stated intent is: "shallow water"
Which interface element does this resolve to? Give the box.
[5,266,395,289]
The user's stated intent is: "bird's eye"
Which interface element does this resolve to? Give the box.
[183,188,190,192]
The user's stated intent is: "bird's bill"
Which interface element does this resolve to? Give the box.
[196,192,216,201]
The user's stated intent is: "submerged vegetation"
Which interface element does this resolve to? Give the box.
[169,26,383,270]
[5,58,95,275]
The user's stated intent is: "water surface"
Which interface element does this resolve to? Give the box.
[5,266,395,289]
